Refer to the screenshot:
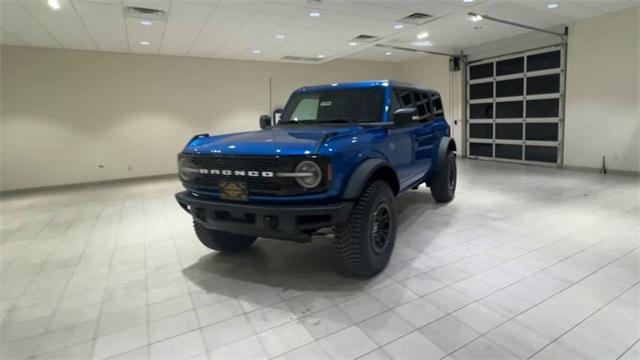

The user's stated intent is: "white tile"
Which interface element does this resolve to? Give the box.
[247,302,295,333]
[149,294,194,322]
[400,273,446,296]
[274,341,326,360]
[486,321,549,359]
[393,298,446,328]
[369,283,419,308]
[209,335,267,360]
[149,310,199,343]
[196,298,243,327]
[420,315,480,354]
[257,320,314,358]
[424,287,475,314]
[450,337,515,360]
[383,331,446,360]
[299,306,353,340]
[338,294,388,323]
[149,330,205,359]
[285,292,333,318]
[37,319,97,355]
[93,324,148,360]
[318,325,377,360]
[359,311,414,346]
[201,314,254,351]
[452,302,509,334]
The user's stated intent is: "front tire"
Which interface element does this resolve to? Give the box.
[335,181,397,278]
[193,222,257,252]
[430,152,457,202]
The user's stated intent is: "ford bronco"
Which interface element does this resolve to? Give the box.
[175,80,457,277]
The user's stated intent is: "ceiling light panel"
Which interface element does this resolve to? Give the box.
[125,15,164,53]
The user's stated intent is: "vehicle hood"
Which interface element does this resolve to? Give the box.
[184,126,361,156]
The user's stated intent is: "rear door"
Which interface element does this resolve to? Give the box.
[394,89,437,181]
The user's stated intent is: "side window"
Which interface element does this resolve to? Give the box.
[398,91,413,107]
[414,92,432,123]
[431,94,445,118]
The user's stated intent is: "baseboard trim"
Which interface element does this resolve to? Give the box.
[0,173,178,196]
[563,165,640,177]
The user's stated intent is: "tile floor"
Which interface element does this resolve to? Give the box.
[1,159,638,360]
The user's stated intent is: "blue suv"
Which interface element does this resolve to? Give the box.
[176,80,457,277]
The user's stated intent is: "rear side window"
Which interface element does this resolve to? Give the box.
[431,94,444,118]
[394,89,432,122]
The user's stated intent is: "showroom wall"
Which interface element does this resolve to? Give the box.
[0,47,400,191]
[564,7,639,173]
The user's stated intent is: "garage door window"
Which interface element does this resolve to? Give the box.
[467,46,564,165]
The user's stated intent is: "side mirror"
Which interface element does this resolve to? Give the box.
[393,107,418,125]
[259,114,272,129]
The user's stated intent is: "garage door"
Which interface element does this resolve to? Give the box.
[466,46,565,165]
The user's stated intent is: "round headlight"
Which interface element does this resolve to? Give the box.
[178,157,195,181]
[294,161,322,189]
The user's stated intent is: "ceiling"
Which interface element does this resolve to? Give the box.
[1,0,638,63]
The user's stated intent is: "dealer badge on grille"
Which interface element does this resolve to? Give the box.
[219,181,248,201]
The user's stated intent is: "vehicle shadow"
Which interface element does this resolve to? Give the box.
[181,189,454,309]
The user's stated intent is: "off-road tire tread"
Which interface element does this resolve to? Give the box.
[430,152,456,203]
[193,222,256,252]
[334,181,393,277]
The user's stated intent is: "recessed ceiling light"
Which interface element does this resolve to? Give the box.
[275,34,285,39]
[317,54,325,58]
[140,20,152,26]
[411,41,433,47]
[416,31,429,39]
[252,49,261,54]
[463,0,475,3]
[349,42,358,46]
[47,0,61,10]
[394,24,404,29]
[309,12,320,17]
[470,14,483,22]
[139,41,151,46]
[385,52,392,55]
[547,3,558,9]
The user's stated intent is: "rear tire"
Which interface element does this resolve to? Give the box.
[430,152,456,202]
[193,222,256,252]
[335,180,397,278]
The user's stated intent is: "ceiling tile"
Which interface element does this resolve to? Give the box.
[160,1,220,55]
[19,0,95,50]
[0,0,60,48]
[0,27,26,46]
[72,0,128,51]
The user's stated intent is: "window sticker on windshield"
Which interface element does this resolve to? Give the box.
[320,101,332,107]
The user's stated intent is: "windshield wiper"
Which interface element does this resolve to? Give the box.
[277,120,303,125]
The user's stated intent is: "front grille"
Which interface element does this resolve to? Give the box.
[182,155,328,196]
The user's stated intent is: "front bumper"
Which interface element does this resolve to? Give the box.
[175,191,353,241]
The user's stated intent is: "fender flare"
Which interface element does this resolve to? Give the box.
[342,158,397,199]
[435,137,457,171]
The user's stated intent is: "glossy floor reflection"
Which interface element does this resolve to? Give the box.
[1,159,638,359]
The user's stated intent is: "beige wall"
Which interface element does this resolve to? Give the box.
[0,46,400,191]
[564,7,639,172]
[399,55,463,150]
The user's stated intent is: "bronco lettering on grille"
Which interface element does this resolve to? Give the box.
[200,169,274,177]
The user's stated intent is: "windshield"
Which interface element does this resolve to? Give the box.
[279,87,385,125]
